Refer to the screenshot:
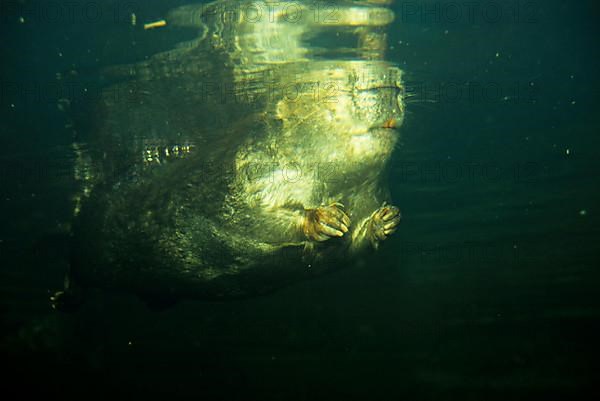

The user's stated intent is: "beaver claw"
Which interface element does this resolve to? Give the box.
[368,204,401,246]
[303,202,351,242]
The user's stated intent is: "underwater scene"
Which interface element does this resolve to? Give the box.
[1,0,599,399]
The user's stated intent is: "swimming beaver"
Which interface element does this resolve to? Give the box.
[55,0,404,305]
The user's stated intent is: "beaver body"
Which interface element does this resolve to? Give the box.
[65,0,404,301]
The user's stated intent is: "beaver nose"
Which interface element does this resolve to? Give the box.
[381,118,397,129]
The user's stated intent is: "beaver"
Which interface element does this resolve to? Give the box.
[54,0,404,306]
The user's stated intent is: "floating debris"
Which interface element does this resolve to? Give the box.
[144,19,167,30]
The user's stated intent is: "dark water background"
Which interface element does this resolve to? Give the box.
[1,0,599,399]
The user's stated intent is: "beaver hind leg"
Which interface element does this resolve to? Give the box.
[50,273,84,312]
[50,288,84,312]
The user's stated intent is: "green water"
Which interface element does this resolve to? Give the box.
[1,1,599,399]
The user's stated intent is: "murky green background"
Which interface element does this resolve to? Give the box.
[1,1,598,399]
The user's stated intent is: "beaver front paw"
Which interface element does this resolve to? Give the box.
[368,204,401,247]
[303,202,351,242]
